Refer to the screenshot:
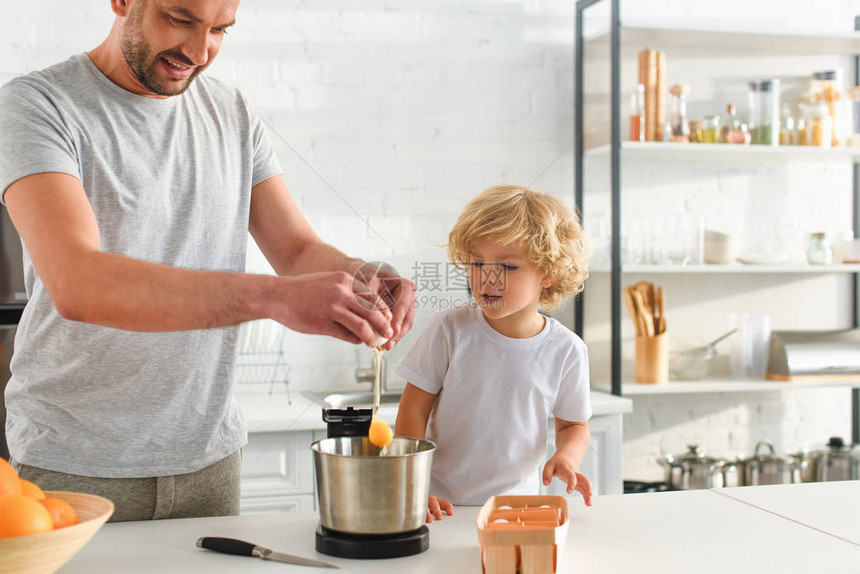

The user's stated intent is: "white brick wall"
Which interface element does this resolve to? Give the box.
[2,0,858,482]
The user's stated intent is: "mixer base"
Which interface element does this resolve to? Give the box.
[315,523,430,559]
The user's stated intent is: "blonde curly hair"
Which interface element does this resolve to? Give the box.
[447,185,590,310]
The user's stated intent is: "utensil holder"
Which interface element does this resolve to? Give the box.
[635,333,669,384]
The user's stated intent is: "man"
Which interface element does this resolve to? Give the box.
[0,0,415,521]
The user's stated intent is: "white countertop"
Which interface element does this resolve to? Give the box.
[58,482,859,574]
[236,389,633,434]
[716,480,860,545]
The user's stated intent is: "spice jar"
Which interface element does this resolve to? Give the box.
[697,115,720,143]
[688,120,701,143]
[748,79,780,145]
[778,103,795,146]
[720,103,750,145]
[796,102,810,145]
[806,232,833,265]
[630,83,645,142]
[805,101,833,148]
[669,83,690,142]
[812,70,842,147]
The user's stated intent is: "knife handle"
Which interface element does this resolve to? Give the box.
[197,537,258,557]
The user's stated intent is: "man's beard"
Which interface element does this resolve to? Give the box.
[120,5,203,96]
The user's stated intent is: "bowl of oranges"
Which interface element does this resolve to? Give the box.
[0,457,114,574]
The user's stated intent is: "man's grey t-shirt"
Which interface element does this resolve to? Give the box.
[0,54,282,477]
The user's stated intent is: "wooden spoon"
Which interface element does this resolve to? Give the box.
[622,287,642,336]
[632,289,655,337]
[654,286,665,334]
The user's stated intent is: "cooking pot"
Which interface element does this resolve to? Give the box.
[659,445,731,490]
[735,441,803,486]
[796,437,860,482]
[312,436,435,535]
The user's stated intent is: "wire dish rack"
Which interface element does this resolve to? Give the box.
[235,319,291,402]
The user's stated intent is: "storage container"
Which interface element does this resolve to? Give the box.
[748,79,780,145]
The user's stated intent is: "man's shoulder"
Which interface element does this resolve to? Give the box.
[191,75,247,107]
[1,55,85,98]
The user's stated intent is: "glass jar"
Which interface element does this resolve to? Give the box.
[778,103,795,145]
[668,83,690,142]
[697,115,720,143]
[806,101,833,148]
[812,70,842,147]
[806,232,832,265]
[748,79,780,145]
[796,102,810,145]
[848,86,860,147]
[630,83,645,142]
[720,103,750,145]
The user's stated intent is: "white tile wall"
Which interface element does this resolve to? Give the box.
[2,0,858,482]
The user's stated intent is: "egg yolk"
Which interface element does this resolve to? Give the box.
[368,417,393,448]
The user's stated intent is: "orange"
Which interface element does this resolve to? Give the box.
[368,417,393,448]
[19,479,46,500]
[0,495,54,538]
[39,497,79,529]
[0,457,22,499]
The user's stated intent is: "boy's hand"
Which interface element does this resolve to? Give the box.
[542,453,593,506]
[426,493,454,522]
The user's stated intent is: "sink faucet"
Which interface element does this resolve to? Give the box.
[355,349,387,392]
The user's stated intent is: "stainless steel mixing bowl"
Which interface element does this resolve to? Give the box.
[311,436,436,535]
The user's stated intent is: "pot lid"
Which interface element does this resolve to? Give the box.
[821,436,860,459]
[664,445,725,466]
[740,440,794,464]
[795,437,860,460]
[825,436,850,451]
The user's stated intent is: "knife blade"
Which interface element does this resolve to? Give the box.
[197,537,339,569]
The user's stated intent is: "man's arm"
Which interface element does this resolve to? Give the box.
[3,172,392,344]
[248,174,363,277]
[249,175,416,347]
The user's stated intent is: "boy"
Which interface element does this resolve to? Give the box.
[395,184,593,522]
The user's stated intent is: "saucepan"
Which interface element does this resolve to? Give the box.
[658,445,737,490]
[792,437,860,482]
[311,436,435,535]
[734,440,803,486]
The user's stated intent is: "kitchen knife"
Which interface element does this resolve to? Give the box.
[197,537,338,569]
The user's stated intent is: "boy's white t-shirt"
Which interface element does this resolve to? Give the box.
[396,305,592,505]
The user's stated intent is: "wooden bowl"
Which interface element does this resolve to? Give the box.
[0,491,114,574]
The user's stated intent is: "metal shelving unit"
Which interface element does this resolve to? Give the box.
[573,0,860,443]
[591,264,860,274]
[587,141,860,161]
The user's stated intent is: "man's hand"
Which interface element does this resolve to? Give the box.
[352,262,416,349]
[426,493,454,523]
[270,271,396,346]
[542,453,593,506]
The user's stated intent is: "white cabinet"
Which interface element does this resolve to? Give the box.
[240,430,316,515]
[240,495,314,515]
[540,411,624,496]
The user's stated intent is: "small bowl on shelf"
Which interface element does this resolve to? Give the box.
[0,491,114,574]
[669,345,717,381]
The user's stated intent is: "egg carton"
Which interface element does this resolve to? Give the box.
[476,495,570,574]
